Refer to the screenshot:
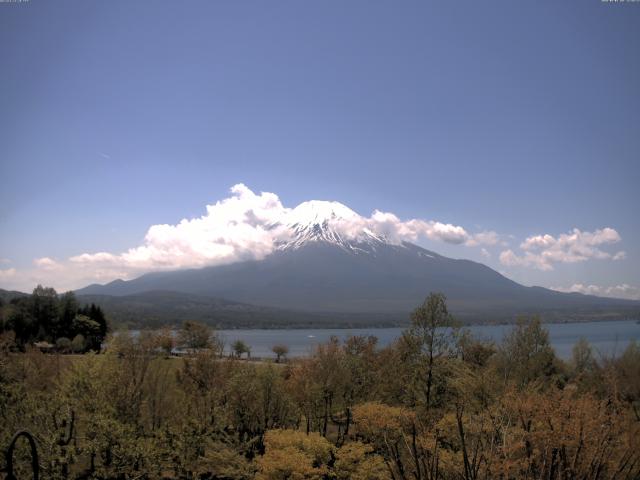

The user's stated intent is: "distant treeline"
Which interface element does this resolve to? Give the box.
[0,285,108,352]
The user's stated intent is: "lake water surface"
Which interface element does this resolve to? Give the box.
[215,320,639,360]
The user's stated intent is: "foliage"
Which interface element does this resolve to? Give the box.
[0,292,638,479]
[256,429,333,480]
[157,325,175,356]
[232,339,251,358]
[272,344,289,363]
[402,292,459,413]
[177,320,218,351]
[0,285,108,351]
[493,315,560,388]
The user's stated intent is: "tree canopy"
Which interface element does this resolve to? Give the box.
[0,285,108,351]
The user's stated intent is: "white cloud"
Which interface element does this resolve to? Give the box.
[499,227,624,271]
[33,257,62,271]
[70,184,290,272]
[466,230,501,247]
[0,268,17,280]
[480,248,491,259]
[356,211,472,245]
[360,214,500,247]
[552,284,640,301]
[613,251,627,261]
[499,249,554,271]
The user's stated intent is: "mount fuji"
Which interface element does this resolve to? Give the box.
[76,201,639,325]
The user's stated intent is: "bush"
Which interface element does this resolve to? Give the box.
[71,334,86,353]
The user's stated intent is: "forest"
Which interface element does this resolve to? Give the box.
[0,286,108,352]
[1,293,639,479]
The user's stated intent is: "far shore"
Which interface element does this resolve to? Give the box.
[120,315,639,332]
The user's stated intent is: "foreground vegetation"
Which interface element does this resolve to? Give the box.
[1,293,639,479]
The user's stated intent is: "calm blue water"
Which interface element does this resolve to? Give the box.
[215,320,639,360]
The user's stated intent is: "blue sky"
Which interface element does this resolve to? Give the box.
[0,0,638,298]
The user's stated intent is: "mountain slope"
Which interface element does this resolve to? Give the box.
[76,201,640,323]
[0,288,29,304]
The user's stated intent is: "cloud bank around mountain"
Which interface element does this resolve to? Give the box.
[66,184,497,273]
[0,184,627,292]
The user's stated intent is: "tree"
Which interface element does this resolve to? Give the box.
[87,303,109,338]
[495,316,558,387]
[334,441,390,480]
[156,326,175,356]
[272,344,289,363]
[294,336,349,437]
[78,304,109,350]
[610,340,640,406]
[571,337,596,376]
[1,287,110,351]
[177,321,213,351]
[457,329,496,367]
[5,305,37,348]
[58,291,78,339]
[31,285,59,333]
[72,314,102,351]
[71,334,86,353]
[232,340,251,359]
[56,337,71,353]
[256,429,333,480]
[404,292,458,411]
[352,402,421,480]
[483,387,640,479]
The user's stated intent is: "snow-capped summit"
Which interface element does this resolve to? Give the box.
[279,200,388,252]
[286,200,360,225]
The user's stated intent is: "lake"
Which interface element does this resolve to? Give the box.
[215,319,640,360]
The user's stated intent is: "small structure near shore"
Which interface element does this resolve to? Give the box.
[33,341,55,353]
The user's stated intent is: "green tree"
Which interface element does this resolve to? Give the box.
[457,329,496,367]
[571,337,596,376]
[56,336,71,352]
[495,316,558,387]
[5,302,37,347]
[404,292,458,410]
[272,344,289,363]
[256,429,333,480]
[58,291,78,339]
[71,334,86,353]
[89,303,108,338]
[30,285,59,334]
[72,314,102,351]
[178,321,215,351]
[611,340,640,406]
[232,339,251,359]
[156,325,175,356]
[334,441,390,480]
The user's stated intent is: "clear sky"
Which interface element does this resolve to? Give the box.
[0,0,638,298]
